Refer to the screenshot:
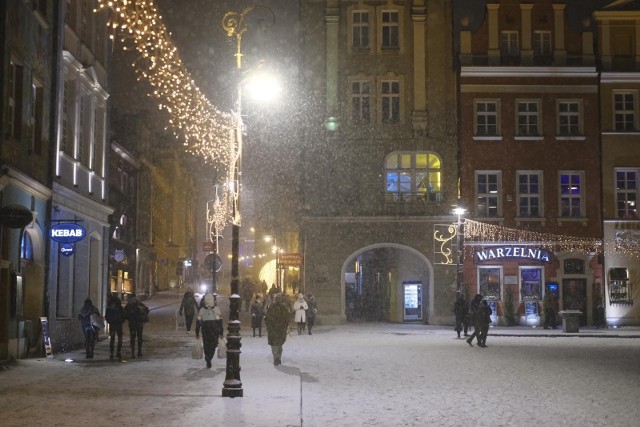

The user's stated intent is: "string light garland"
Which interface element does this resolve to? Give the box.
[463,219,640,258]
[95,0,236,228]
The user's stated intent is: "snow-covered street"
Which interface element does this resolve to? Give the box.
[1,291,639,427]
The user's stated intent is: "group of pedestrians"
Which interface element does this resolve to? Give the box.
[453,293,492,348]
[78,292,150,360]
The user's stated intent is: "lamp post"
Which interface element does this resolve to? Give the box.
[221,6,276,399]
[453,207,466,294]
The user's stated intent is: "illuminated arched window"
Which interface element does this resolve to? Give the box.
[385,151,442,202]
[21,231,33,261]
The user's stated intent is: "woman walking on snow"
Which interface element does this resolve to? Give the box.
[293,293,308,335]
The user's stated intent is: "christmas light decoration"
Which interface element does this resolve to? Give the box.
[463,219,640,258]
[95,0,236,228]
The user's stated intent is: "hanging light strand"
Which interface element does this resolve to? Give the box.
[464,219,640,259]
[95,0,236,169]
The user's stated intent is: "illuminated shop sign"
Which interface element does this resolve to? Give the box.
[49,223,86,243]
[60,243,75,257]
[475,246,551,263]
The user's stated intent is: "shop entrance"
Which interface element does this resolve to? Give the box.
[562,278,588,326]
[342,244,432,323]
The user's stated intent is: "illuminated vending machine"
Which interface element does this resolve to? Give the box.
[403,282,422,321]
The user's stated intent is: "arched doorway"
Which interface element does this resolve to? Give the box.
[341,244,433,323]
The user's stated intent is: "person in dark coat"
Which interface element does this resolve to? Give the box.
[179,287,199,333]
[543,293,558,329]
[466,294,484,347]
[78,298,101,359]
[105,292,125,360]
[124,293,149,359]
[251,297,265,337]
[453,293,469,338]
[477,300,493,348]
[196,292,223,368]
[305,293,318,335]
[265,294,291,366]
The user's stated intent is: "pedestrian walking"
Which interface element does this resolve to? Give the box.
[251,296,265,337]
[195,292,224,368]
[78,298,101,359]
[477,300,492,348]
[305,293,318,335]
[466,294,484,347]
[105,292,125,360]
[241,278,254,312]
[293,293,308,335]
[453,293,469,338]
[265,293,291,366]
[124,293,150,359]
[179,286,198,333]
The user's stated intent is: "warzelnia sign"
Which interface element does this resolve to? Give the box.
[49,223,86,244]
[475,246,551,263]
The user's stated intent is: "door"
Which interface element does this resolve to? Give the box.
[562,279,587,326]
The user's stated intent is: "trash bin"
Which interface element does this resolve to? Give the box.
[558,310,582,333]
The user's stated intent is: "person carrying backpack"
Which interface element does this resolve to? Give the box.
[124,293,150,359]
[78,298,101,359]
[105,292,125,360]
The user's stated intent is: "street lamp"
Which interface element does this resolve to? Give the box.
[453,207,466,294]
[221,6,277,399]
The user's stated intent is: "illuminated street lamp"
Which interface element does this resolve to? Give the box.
[221,6,277,398]
[453,207,466,293]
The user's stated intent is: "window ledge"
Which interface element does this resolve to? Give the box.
[556,217,588,226]
[350,47,371,55]
[514,136,543,141]
[602,131,640,136]
[473,136,503,141]
[555,136,586,141]
[515,217,546,226]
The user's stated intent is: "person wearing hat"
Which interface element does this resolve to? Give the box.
[196,292,223,368]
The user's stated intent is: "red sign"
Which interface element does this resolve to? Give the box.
[203,241,216,252]
[278,253,303,266]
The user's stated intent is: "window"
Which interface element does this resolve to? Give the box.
[31,79,45,155]
[352,11,369,50]
[479,266,502,300]
[385,151,442,203]
[351,80,370,123]
[476,171,501,217]
[8,59,24,139]
[381,11,399,49]
[615,169,638,219]
[609,267,633,304]
[500,31,519,57]
[613,91,637,131]
[564,259,584,274]
[517,171,542,217]
[520,267,543,300]
[80,0,89,41]
[475,100,499,136]
[557,100,582,136]
[533,31,552,57]
[559,172,584,217]
[381,80,400,123]
[516,100,540,136]
[61,79,71,155]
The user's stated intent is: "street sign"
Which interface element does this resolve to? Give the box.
[277,253,303,266]
[203,240,216,252]
[205,253,222,273]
